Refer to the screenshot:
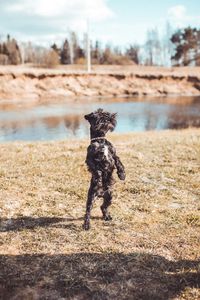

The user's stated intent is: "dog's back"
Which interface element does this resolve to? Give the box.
[86,139,115,174]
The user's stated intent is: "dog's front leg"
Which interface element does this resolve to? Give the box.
[114,154,126,181]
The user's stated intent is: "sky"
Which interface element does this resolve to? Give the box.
[0,0,200,47]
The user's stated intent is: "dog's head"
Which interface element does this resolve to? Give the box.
[84,108,117,136]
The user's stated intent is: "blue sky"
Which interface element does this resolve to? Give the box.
[96,0,200,45]
[0,0,199,47]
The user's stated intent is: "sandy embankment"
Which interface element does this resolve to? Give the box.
[0,65,200,101]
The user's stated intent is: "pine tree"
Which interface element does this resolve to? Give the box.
[171,27,200,66]
[60,39,70,64]
[125,45,140,64]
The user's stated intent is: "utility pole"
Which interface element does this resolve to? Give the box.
[87,19,91,73]
[20,43,25,65]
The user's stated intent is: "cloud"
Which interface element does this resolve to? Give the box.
[0,0,114,44]
[167,5,199,27]
[168,5,186,20]
[4,0,113,20]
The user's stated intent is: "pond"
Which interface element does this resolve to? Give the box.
[0,96,200,142]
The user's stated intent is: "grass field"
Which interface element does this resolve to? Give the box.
[0,129,200,299]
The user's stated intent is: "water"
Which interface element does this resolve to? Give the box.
[0,96,200,142]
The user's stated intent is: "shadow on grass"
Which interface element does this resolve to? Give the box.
[0,216,104,232]
[0,252,199,300]
[0,217,68,232]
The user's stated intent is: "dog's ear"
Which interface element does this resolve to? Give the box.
[112,113,117,119]
[84,113,92,120]
[84,112,94,122]
[109,112,117,131]
[106,113,117,132]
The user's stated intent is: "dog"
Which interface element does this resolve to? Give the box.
[83,108,126,230]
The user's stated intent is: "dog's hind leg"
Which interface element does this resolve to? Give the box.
[83,174,102,230]
[83,186,96,230]
[101,189,113,221]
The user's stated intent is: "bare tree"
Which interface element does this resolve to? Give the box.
[145,28,161,66]
[162,22,174,66]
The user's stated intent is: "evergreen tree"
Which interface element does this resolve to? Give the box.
[60,39,70,64]
[125,44,140,64]
[171,27,200,66]
[0,35,22,65]
[92,40,101,63]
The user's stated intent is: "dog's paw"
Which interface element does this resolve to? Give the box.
[118,172,126,181]
[103,215,112,221]
[83,222,90,230]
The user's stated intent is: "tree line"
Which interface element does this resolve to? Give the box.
[0,25,199,67]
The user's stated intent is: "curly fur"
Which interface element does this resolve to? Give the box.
[83,108,126,230]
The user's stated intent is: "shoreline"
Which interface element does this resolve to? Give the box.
[0,65,200,101]
[0,127,199,143]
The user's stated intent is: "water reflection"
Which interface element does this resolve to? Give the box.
[0,115,87,141]
[0,96,199,141]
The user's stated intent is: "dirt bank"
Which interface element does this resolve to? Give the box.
[0,65,200,101]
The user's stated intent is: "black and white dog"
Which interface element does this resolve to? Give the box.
[83,108,126,230]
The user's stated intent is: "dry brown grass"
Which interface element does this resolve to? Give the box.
[0,129,200,299]
[1,64,200,76]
